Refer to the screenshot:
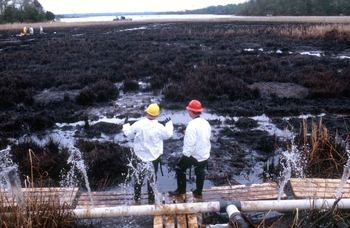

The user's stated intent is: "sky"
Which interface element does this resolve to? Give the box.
[38,0,248,14]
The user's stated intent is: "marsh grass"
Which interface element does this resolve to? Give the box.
[205,23,350,40]
[300,118,349,178]
[279,24,350,39]
[0,149,75,228]
[287,203,350,228]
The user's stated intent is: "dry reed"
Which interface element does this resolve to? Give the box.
[300,118,348,178]
[0,149,76,228]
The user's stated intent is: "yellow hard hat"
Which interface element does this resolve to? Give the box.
[145,103,160,117]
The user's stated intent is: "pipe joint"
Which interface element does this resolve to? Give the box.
[226,205,249,228]
[220,200,241,212]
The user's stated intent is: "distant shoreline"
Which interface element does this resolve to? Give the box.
[1,16,350,31]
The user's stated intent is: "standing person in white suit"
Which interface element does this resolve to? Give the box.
[123,103,173,203]
[169,99,211,198]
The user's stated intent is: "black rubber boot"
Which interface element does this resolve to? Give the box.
[168,189,186,196]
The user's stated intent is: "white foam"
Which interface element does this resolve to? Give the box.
[119,26,147,32]
[298,114,314,119]
[91,117,125,125]
[56,121,85,128]
[299,51,322,57]
[251,114,293,140]
[337,55,350,59]
[244,48,254,52]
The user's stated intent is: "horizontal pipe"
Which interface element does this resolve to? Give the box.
[240,199,350,212]
[73,201,221,219]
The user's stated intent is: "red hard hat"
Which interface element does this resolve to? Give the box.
[186,100,203,112]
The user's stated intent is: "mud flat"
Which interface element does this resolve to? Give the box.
[0,21,349,190]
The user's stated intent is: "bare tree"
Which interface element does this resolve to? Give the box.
[0,0,8,14]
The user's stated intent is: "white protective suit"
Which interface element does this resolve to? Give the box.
[123,117,173,162]
[183,117,211,162]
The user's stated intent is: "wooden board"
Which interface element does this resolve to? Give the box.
[174,194,187,228]
[165,215,175,228]
[76,190,162,208]
[202,182,285,201]
[0,187,78,208]
[186,192,199,228]
[290,178,350,198]
[77,183,284,209]
[153,215,163,228]
[164,193,175,228]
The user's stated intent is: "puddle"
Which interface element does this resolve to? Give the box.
[251,114,293,140]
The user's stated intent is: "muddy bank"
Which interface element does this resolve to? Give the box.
[0,22,349,138]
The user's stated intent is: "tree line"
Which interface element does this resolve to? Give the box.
[185,0,350,16]
[0,0,55,23]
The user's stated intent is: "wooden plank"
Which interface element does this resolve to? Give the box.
[208,183,278,191]
[290,178,350,199]
[163,192,175,228]
[81,191,135,196]
[291,182,348,187]
[153,193,165,227]
[292,178,350,183]
[0,187,78,208]
[165,215,175,228]
[291,178,350,186]
[204,187,279,194]
[186,192,199,228]
[0,187,78,195]
[78,195,143,200]
[199,191,284,201]
[292,188,350,193]
[0,187,77,194]
[176,214,187,228]
[202,189,281,196]
[202,195,283,201]
[173,194,186,228]
[79,192,148,198]
[153,215,163,228]
[187,214,199,228]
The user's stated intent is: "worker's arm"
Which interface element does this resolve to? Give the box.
[160,120,174,140]
[182,123,196,157]
[122,123,135,139]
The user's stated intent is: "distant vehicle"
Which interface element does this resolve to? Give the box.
[113,16,132,21]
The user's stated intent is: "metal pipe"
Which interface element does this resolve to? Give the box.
[73,201,221,219]
[240,199,350,212]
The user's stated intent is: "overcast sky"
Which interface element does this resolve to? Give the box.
[39,0,247,14]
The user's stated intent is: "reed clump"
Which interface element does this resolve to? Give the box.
[207,23,350,40]
[0,191,75,228]
[299,118,349,178]
[288,203,350,227]
[0,149,76,228]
